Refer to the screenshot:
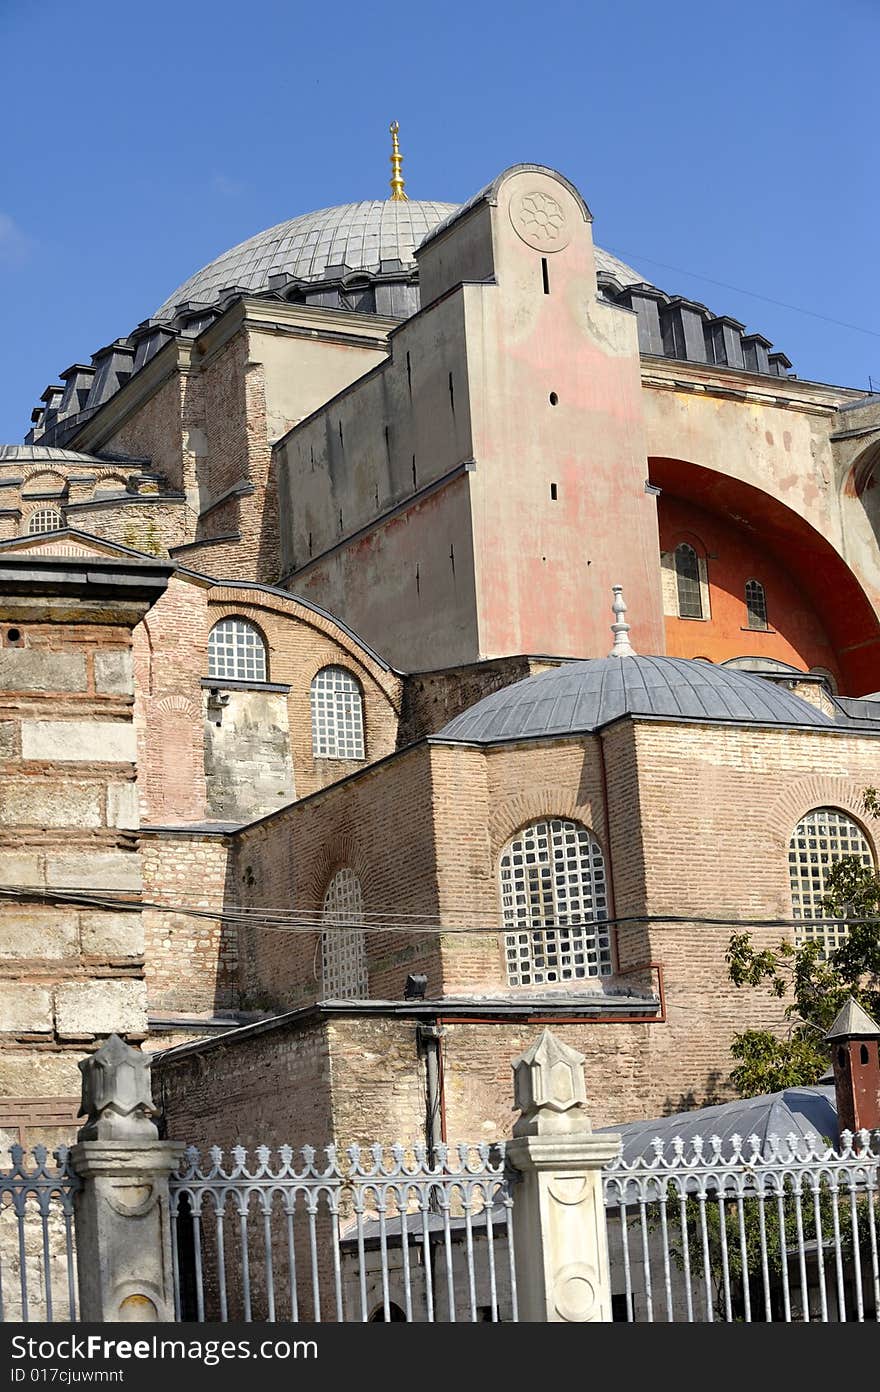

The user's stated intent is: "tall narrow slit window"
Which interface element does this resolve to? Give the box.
[674,543,703,619]
[207,617,267,682]
[320,868,368,999]
[789,807,874,954]
[500,818,612,986]
[310,666,365,760]
[745,578,768,629]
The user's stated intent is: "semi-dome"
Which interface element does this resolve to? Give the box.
[437,654,834,744]
[153,199,644,322]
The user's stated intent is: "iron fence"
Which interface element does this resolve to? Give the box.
[603,1129,880,1322]
[0,1145,79,1323]
[169,1141,518,1323]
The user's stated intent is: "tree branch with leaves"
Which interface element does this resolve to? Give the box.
[725,790,880,1097]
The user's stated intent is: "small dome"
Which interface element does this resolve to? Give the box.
[0,445,109,467]
[153,199,644,321]
[437,655,834,744]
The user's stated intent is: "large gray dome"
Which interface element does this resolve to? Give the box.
[438,655,834,744]
[153,199,644,321]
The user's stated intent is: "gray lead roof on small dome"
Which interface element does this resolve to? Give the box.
[437,655,835,744]
[153,199,644,322]
[0,445,111,466]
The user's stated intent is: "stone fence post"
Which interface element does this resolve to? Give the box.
[71,1035,184,1321]
[506,1029,621,1322]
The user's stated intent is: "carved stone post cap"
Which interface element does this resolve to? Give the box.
[78,1034,159,1142]
[512,1028,592,1137]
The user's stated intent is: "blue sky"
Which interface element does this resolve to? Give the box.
[1,0,876,441]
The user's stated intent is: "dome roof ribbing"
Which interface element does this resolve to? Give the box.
[0,445,111,467]
[437,655,834,744]
[153,199,644,321]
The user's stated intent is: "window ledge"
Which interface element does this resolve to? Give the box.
[739,626,775,634]
[201,677,290,694]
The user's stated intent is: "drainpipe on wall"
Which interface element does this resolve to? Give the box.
[417,1022,446,1161]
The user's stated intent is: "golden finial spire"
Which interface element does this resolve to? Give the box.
[389,120,408,201]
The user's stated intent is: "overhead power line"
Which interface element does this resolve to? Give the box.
[606,245,880,342]
[0,884,875,937]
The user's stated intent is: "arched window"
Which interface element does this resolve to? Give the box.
[310,666,365,759]
[27,508,62,535]
[745,579,768,630]
[674,543,703,618]
[207,617,267,682]
[789,808,874,953]
[500,819,611,986]
[320,868,368,999]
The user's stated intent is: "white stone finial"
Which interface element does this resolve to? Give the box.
[512,1028,592,1136]
[77,1034,160,1141]
[608,584,636,657]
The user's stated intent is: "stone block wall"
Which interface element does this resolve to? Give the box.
[141,829,237,1016]
[203,689,295,821]
[155,1010,664,1151]
[0,553,169,1142]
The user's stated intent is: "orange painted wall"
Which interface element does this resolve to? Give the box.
[659,494,842,685]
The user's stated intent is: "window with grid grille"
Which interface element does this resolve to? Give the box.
[310,666,365,759]
[675,543,703,618]
[27,508,62,535]
[207,617,267,682]
[320,868,368,999]
[789,808,874,954]
[745,578,768,629]
[500,819,612,986]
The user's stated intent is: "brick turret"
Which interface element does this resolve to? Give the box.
[825,997,880,1137]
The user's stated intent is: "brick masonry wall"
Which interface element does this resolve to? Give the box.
[155,1010,663,1148]
[397,656,561,745]
[631,718,880,1107]
[133,576,208,823]
[69,500,190,557]
[105,366,203,503]
[230,743,443,1009]
[202,716,880,1134]
[131,574,402,826]
[155,1014,335,1151]
[141,831,237,1015]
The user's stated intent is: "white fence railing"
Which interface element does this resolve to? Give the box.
[603,1129,880,1322]
[169,1142,518,1323]
[4,1030,879,1326]
[0,1145,79,1323]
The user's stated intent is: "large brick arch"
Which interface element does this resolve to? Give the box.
[764,776,877,860]
[650,456,880,695]
[206,585,400,710]
[21,468,67,493]
[488,782,606,860]
[304,833,375,916]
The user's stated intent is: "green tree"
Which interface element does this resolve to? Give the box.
[725,790,880,1097]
